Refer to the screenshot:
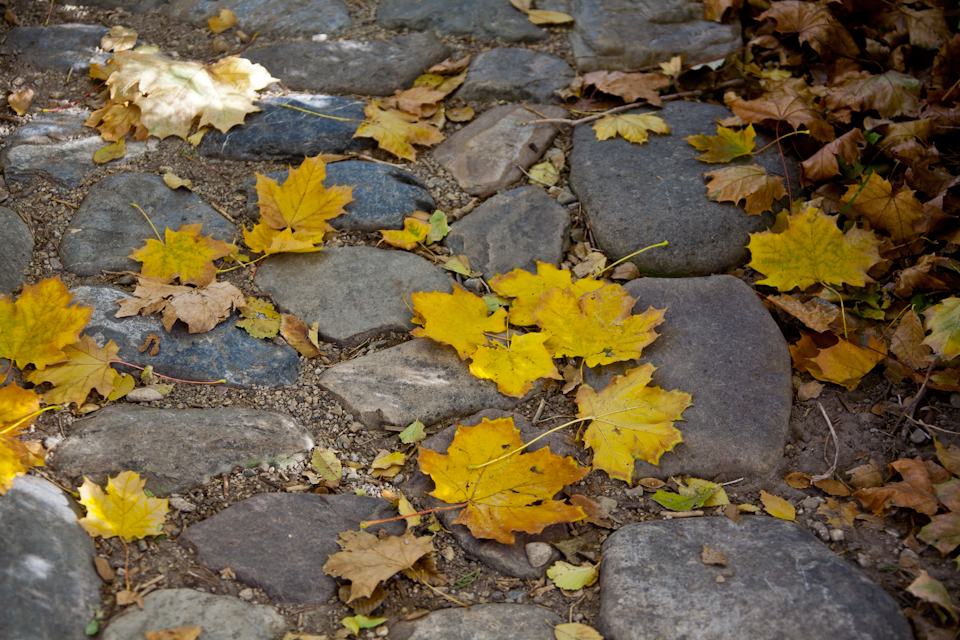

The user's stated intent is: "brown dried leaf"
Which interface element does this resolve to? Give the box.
[324,531,434,602]
[701,544,728,566]
[280,313,321,358]
[581,71,670,106]
[768,294,840,332]
[799,129,865,186]
[855,457,941,516]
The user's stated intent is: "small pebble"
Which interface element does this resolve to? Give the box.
[169,496,196,512]
[909,429,929,444]
[376,627,388,637]
[525,542,553,567]
[951,393,960,409]
[126,388,163,403]
[238,588,254,601]
[829,529,845,542]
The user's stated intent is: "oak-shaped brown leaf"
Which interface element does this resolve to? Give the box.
[799,128,865,186]
[130,223,235,286]
[323,531,434,602]
[703,164,787,216]
[581,71,670,106]
[418,417,588,545]
[411,285,508,359]
[842,173,924,243]
[854,457,943,516]
[726,87,834,142]
[759,1,858,57]
[116,276,244,334]
[25,335,120,407]
[825,71,923,119]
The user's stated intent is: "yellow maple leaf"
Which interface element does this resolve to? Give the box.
[534,284,664,367]
[243,223,327,255]
[0,278,92,370]
[841,172,924,243]
[418,417,588,544]
[746,204,881,291]
[25,334,120,407]
[791,332,887,390]
[490,262,604,326]
[77,470,169,541]
[354,101,445,162]
[323,531,434,602]
[380,218,432,250]
[84,101,141,142]
[703,164,787,216]
[922,297,960,360]
[0,384,43,495]
[411,285,508,359]
[236,297,281,339]
[468,333,561,398]
[592,113,669,144]
[576,364,692,481]
[256,154,354,233]
[130,223,235,286]
[685,124,756,163]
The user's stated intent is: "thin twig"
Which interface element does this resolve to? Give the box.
[892,357,940,433]
[42,82,106,113]
[515,162,554,188]
[811,402,839,482]
[905,415,960,436]
[52,198,78,210]
[179,152,224,175]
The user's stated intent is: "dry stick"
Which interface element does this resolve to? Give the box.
[360,502,468,529]
[515,162,554,188]
[811,402,839,483]
[45,0,55,26]
[180,152,224,175]
[905,415,960,437]
[42,82,106,113]
[892,357,940,433]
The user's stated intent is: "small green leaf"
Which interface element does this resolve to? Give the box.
[443,255,472,276]
[342,615,387,636]
[863,130,881,145]
[399,419,426,444]
[547,560,598,590]
[85,620,100,636]
[311,447,342,482]
[427,210,450,244]
[650,489,714,511]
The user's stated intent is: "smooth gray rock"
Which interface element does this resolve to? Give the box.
[255,247,453,347]
[319,339,527,428]
[0,207,32,293]
[162,0,351,38]
[5,25,107,73]
[392,604,563,640]
[102,589,285,640]
[570,0,741,72]
[180,494,404,603]
[377,0,549,42]
[247,34,451,95]
[458,48,575,103]
[60,173,236,277]
[71,286,299,388]
[243,162,436,230]
[404,410,576,579]
[582,275,792,480]
[599,518,913,640]
[0,476,101,640]
[445,186,571,278]
[434,104,568,196]
[79,0,166,13]
[53,406,314,496]
[569,101,797,277]
[199,95,374,162]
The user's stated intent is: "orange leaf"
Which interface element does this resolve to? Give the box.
[130,223,235,286]
[685,124,756,163]
[418,417,588,544]
[411,285,508,359]
[855,457,941,516]
[25,335,120,407]
[0,278,92,370]
[489,262,604,327]
[703,164,787,216]
[792,331,887,391]
[841,173,924,243]
[256,154,353,233]
[468,332,560,398]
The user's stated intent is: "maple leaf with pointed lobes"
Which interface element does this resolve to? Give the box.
[841,173,924,244]
[130,223,235,286]
[84,102,141,142]
[25,335,121,407]
[891,310,935,371]
[0,278,92,371]
[746,205,881,291]
[256,155,353,233]
[0,384,43,495]
[581,71,670,106]
[703,165,787,216]
[354,101,445,162]
[489,262,604,326]
[116,277,245,334]
[922,296,960,360]
[592,113,670,144]
[576,364,692,481]
[685,124,756,163]
[418,417,588,545]
[324,531,434,602]
[799,129,865,186]
[825,71,923,120]
[759,1,858,57]
[534,284,665,368]
[411,285,508,359]
[468,332,561,398]
[726,88,834,142]
[78,470,169,541]
[243,224,327,256]
[381,218,432,250]
[790,332,887,390]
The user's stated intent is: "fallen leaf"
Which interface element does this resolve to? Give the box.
[791,332,887,391]
[116,277,245,334]
[145,626,202,640]
[354,101,445,162]
[825,71,923,120]
[371,451,406,478]
[490,261,604,327]
[768,294,840,332]
[342,615,386,636]
[568,495,611,527]
[8,88,33,115]
[891,309,935,370]
[919,513,960,556]
[207,8,238,33]
[411,285,508,359]
[399,420,426,444]
[256,154,353,234]
[816,498,860,529]
[703,164,787,216]
[797,380,824,401]
[799,128,865,186]
[935,440,960,476]
[726,87,834,142]
[785,471,813,489]
[582,71,670,106]
[280,313,321,358]
[381,218,432,250]
[659,55,682,76]
[78,470,168,541]
[311,447,342,484]
[101,25,138,52]
[526,9,574,24]
[447,106,474,122]
[650,489,711,511]
[116,589,144,609]
[846,460,883,489]
[547,560,598,590]
[701,545,728,566]
[243,224,326,256]
[759,1,858,57]
[704,0,743,22]
[760,490,796,520]
[93,138,127,164]
[418,417,588,545]
[108,373,135,401]
[186,127,208,146]
[685,124,756,163]
[427,55,471,75]
[24,335,120,407]
[0,384,43,495]
[324,531,434,602]
[0,278,92,370]
[468,332,560,398]
[842,173,924,243]
[84,101,140,142]
[236,297,281,339]
[679,478,729,506]
[554,622,604,640]
[576,364,692,480]
[592,113,670,144]
[907,571,959,624]
[922,296,960,360]
[855,457,940,516]
[162,172,193,190]
[130,223,235,287]
[529,160,560,186]
[813,478,850,497]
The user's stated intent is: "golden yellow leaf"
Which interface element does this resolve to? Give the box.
[528,161,560,186]
[380,218,432,250]
[77,470,169,541]
[25,335,120,407]
[411,285,508,359]
[207,8,238,33]
[101,25,138,52]
[535,284,664,367]
[418,417,588,544]
[145,626,202,640]
[547,560,598,590]
[108,373,136,401]
[85,101,141,142]
[324,531,434,602]
[489,262,604,326]
[576,364,691,481]
[8,88,33,115]
[243,223,326,256]
[256,154,353,233]
[554,623,604,640]
[703,164,787,216]
[0,278,92,370]
[659,55,683,76]
[93,138,127,164]
[130,223,235,286]
[746,204,881,291]
[842,173,924,243]
[354,101,445,162]
[792,332,887,391]
[922,296,960,360]
[186,127,209,146]
[759,490,795,520]
[236,297,281,339]
[526,9,574,24]
[447,106,474,122]
[0,384,43,495]
[468,332,561,398]
[592,113,669,144]
[685,124,756,163]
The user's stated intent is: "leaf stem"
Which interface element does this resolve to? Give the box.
[601,241,668,274]
[108,361,226,386]
[821,285,849,340]
[467,416,593,470]
[838,168,874,219]
[360,503,467,528]
[0,405,63,436]
[131,203,163,242]
[278,103,365,122]
[216,255,266,274]
[42,82,106,113]
[753,130,810,155]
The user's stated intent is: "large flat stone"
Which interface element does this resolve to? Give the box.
[318,338,527,429]
[570,0,742,72]
[53,406,314,496]
[458,48,575,103]
[255,246,453,347]
[0,207,32,294]
[583,275,792,480]
[377,0,548,42]
[60,173,236,277]
[599,517,912,640]
[5,25,107,73]
[569,101,796,277]
[180,494,404,603]
[392,604,563,640]
[79,0,166,13]
[71,286,299,388]
[162,0,351,38]
[434,104,568,196]
[0,476,101,640]
[243,162,436,231]
[247,34,450,95]
[445,186,571,278]
[199,95,374,162]
[102,589,285,640]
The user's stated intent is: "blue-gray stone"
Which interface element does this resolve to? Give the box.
[243,161,435,231]
[392,604,563,640]
[162,0,351,38]
[199,95,374,162]
[71,285,299,388]
[0,476,101,640]
[458,48,575,103]
[377,0,549,42]
[5,25,107,73]
[76,0,164,12]
[0,207,32,294]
